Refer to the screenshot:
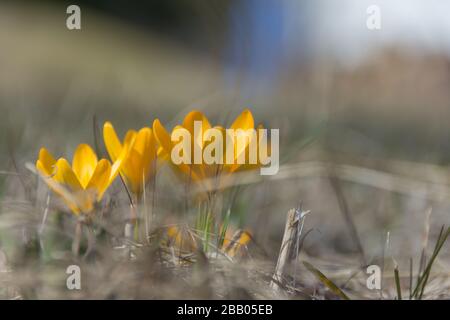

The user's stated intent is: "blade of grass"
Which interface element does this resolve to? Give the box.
[328,174,366,266]
[409,257,413,300]
[417,208,432,284]
[418,226,450,299]
[92,114,105,158]
[394,266,402,300]
[218,208,231,249]
[412,225,450,299]
[303,261,350,300]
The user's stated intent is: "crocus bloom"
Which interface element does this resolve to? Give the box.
[166,225,251,257]
[36,144,126,215]
[153,109,266,192]
[221,229,251,257]
[103,122,158,196]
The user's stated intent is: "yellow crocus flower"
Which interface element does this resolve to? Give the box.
[36,144,126,215]
[103,122,158,196]
[221,229,252,257]
[153,109,266,191]
[166,225,251,257]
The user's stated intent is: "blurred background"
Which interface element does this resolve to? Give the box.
[2,0,450,297]
[2,0,450,157]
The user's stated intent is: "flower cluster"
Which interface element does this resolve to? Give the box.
[36,109,266,216]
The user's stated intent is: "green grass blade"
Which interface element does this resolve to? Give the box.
[303,261,350,300]
[218,208,231,248]
[409,257,413,300]
[412,226,450,299]
[394,266,402,300]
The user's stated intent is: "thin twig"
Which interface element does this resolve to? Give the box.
[72,220,83,259]
[329,173,367,266]
[270,208,306,292]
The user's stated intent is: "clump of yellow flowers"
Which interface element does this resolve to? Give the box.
[152,109,265,193]
[36,109,266,256]
[103,122,159,198]
[36,143,128,215]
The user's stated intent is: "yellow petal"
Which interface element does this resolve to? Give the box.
[157,146,165,157]
[35,148,82,214]
[223,230,252,257]
[54,158,83,191]
[229,110,256,172]
[72,144,98,188]
[110,133,135,184]
[36,159,80,214]
[153,119,173,154]
[229,123,266,173]
[36,160,48,177]
[182,111,211,181]
[182,110,211,133]
[230,109,254,131]
[132,127,158,192]
[116,129,138,190]
[87,159,112,201]
[124,149,144,193]
[103,123,137,191]
[123,130,137,148]
[119,129,137,177]
[182,110,211,149]
[154,119,202,183]
[122,128,151,194]
[103,121,122,163]
[133,127,153,161]
[172,124,205,182]
[201,125,225,180]
[54,158,89,214]
[36,148,56,176]
[167,226,197,252]
[124,137,155,194]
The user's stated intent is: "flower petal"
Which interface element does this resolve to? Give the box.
[153,119,173,154]
[54,158,88,214]
[72,144,98,188]
[36,148,56,176]
[167,226,197,252]
[115,129,137,189]
[182,110,211,134]
[36,157,81,214]
[123,130,137,148]
[131,127,158,193]
[182,110,211,149]
[121,128,149,194]
[54,158,83,191]
[154,119,196,177]
[230,109,254,131]
[110,144,130,183]
[87,159,112,201]
[223,230,252,257]
[202,125,225,179]
[103,121,122,163]
[229,110,256,172]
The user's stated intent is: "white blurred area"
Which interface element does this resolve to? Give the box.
[283,0,450,65]
[225,0,450,96]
